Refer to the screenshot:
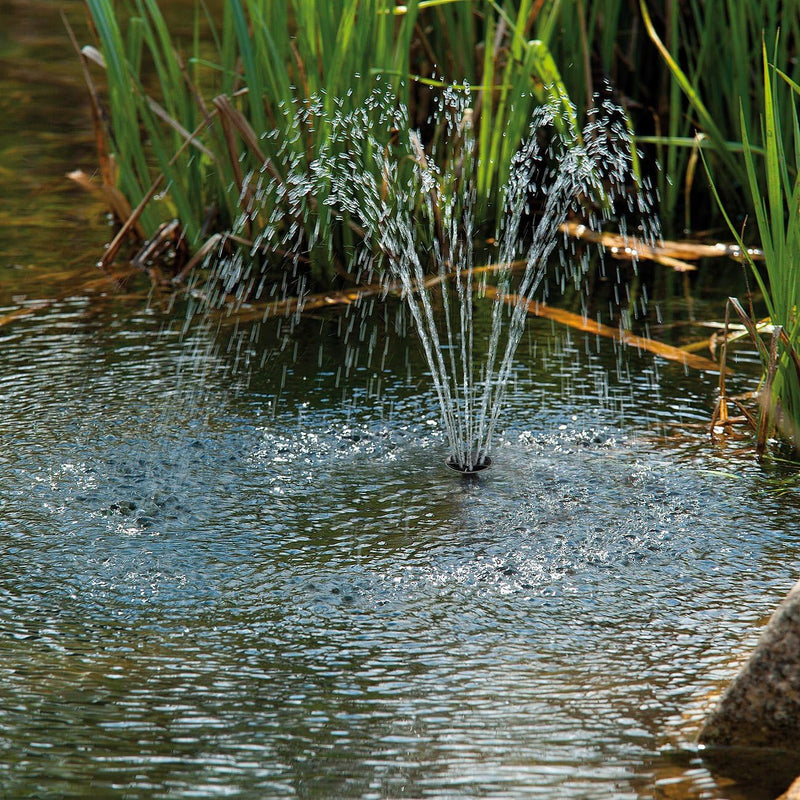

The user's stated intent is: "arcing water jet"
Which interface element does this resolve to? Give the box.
[213,84,658,472]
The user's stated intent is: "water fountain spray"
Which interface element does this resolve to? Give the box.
[215,84,658,473]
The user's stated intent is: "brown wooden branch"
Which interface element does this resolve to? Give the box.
[484,286,727,373]
[559,221,763,272]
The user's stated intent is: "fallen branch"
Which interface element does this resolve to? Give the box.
[213,264,727,375]
[217,281,388,323]
[485,286,727,373]
[559,221,763,272]
[215,258,530,323]
[0,301,52,328]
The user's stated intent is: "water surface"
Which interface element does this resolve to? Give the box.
[2,294,799,799]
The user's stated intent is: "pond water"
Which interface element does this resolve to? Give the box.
[3,4,800,799]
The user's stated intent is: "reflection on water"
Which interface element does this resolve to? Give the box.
[0,0,109,272]
[2,296,800,799]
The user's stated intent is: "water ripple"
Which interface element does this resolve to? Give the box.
[0,300,797,798]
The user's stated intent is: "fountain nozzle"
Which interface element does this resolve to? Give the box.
[445,454,492,474]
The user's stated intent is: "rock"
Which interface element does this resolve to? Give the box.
[699,578,800,749]
[777,776,800,800]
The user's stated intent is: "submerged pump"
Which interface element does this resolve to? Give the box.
[445,455,492,475]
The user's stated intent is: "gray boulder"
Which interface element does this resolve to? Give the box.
[699,578,800,749]
[778,776,800,800]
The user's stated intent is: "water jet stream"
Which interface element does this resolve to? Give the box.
[213,85,659,471]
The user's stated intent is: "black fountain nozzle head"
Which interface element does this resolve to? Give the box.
[446,454,492,475]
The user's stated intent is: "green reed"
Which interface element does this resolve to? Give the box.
[708,42,800,452]
[82,0,597,288]
[639,0,800,235]
[84,0,417,284]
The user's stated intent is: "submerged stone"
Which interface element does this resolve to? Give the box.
[699,577,800,750]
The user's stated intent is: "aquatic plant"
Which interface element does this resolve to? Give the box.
[639,0,800,235]
[709,43,800,454]
[79,0,589,290]
[80,0,417,284]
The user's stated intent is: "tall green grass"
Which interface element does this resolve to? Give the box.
[82,0,607,288]
[83,0,800,256]
[85,0,421,285]
[639,0,800,235]
[708,42,800,452]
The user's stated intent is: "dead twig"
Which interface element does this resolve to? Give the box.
[559,221,763,272]
[710,298,737,437]
[131,220,188,286]
[483,286,726,373]
[99,113,217,270]
[0,301,52,328]
[757,326,782,457]
[172,233,226,286]
[63,14,136,228]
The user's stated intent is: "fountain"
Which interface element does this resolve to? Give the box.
[9,8,800,797]
[211,84,658,472]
